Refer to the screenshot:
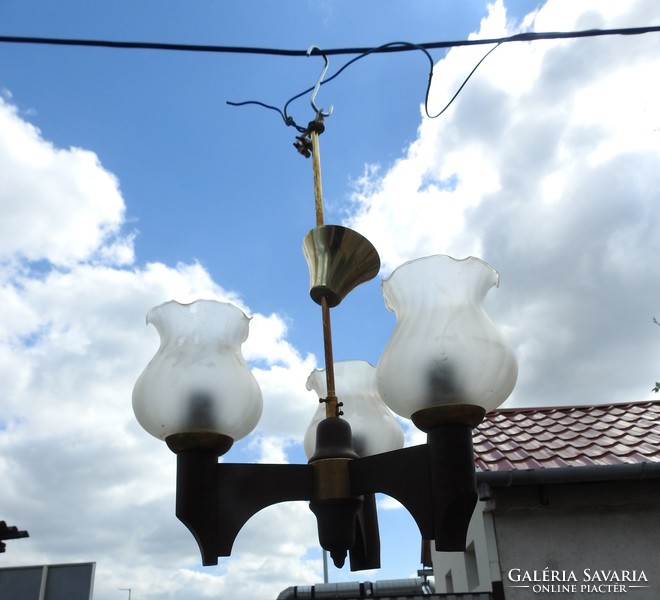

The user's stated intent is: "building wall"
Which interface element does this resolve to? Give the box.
[0,563,95,600]
[491,479,660,600]
[432,500,499,593]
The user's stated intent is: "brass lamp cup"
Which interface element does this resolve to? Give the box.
[166,432,234,456]
[303,225,381,307]
[411,403,486,431]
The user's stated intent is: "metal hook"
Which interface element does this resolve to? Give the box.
[307,46,334,118]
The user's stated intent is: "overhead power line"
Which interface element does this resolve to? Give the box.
[0,25,659,57]
[228,41,503,132]
[3,25,658,137]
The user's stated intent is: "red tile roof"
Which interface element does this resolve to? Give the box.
[474,400,660,472]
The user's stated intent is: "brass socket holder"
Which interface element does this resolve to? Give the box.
[411,403,486,431]
[311,457,357,501]
[166,432,234,456]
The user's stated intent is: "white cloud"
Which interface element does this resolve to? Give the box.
[0,97,322,598]
[246,312,319,441]
[2,1,660,598]
[377,495,404,511]
[0,98,131,267]
[347,0,660,408]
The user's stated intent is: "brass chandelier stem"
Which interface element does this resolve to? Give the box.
[311,130,324,227]
[321,297,338,417]
[310,129,338,417]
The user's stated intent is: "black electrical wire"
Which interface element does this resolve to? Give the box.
[228,42,438,132]
[229,40,500,131]
[282,42,434,123]
[426,43,502,119]
[0,25,659,56]
[3,25,659,132]
[225,24,660,131]
[227,42,432,131]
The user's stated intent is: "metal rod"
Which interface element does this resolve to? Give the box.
[311,130,324,227]
[321,296,338,418]
[310,128,338,417]
[38,566,48,600]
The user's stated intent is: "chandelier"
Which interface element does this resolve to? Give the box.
[131,79,518,570]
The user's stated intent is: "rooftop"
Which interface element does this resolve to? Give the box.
[474,400,660,472]
[276,579,492,600]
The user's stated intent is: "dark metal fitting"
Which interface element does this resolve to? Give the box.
[307,115,325,135]
[166,432,234,456]
[308,417,359,461]
[309,496,361,569]
[293,136,312,158]
[411,403,486,431]
[311,457,355,501]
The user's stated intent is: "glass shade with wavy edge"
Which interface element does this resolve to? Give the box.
[132,299,263,443]
[375,255,518,419]
[304,360,404,458]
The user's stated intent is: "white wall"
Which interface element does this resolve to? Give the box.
[431,478,660,598]
[493,479,660,600]
[431,499,500,593]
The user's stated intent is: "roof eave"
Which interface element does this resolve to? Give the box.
[477,461,660,494]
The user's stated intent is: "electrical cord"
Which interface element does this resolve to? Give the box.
[228,42,437,132]
[1,25,658,56]
[2,25,659,132]
[228,41,500,131]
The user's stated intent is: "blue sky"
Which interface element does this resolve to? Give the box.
[1,1,660,599]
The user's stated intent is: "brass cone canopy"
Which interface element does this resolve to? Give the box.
[303,225,381,307]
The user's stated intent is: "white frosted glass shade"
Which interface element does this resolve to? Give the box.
[304,360,404,458]
[132,300,263,442]
[376,255,518,418]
